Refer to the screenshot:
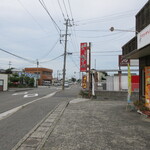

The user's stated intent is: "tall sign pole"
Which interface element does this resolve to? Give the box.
[62,19,69,90]
[80,42,91,97]
[88,42,91,97]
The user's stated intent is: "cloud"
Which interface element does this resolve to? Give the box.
[0,0,148,78]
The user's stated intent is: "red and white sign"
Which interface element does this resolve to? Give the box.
[80,43,87,72]
[138,24,150,49]
[118,55,130,66]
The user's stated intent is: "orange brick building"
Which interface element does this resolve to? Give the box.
[24,68,53,85]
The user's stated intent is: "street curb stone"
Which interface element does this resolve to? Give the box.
[11,101,69,150]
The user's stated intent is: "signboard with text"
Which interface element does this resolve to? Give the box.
[80,43,87,72]
[138,24,150,49]
[145,66,150,109]
[119,55,130,66]
[82,75,87,89]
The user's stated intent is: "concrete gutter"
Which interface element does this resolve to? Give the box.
[12,101,69,150]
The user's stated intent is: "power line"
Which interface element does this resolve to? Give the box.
[40,53,64,63]
[0,48,35,63]
[38,0,61,34]
[17,0,49,35]
[77,31,123,38]
[71,50,121,53]
[57,0,66,20]
[39,38,60,60]
[62,0,70,19]
[75,9,137,23]
[69,55,79,70]
[67,0,73,20]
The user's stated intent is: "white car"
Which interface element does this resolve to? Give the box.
[64,82,69,87]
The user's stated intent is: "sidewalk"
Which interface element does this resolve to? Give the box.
[42,99,150,150]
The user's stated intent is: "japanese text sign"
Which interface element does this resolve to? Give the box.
[80,43,87,72]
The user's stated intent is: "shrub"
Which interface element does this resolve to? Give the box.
[134,100,149,111]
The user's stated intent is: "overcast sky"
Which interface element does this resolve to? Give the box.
[0,0,148,78]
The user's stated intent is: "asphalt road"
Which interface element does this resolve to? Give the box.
[0,85,80,150]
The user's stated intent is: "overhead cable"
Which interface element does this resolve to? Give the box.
[62,0,70,19]
[17,0,49,35]
[40,53,64,63]
[67,0,73,20]
[38,0,61,34]
[57,0,66,20]
[39,38,60,60]
[0,48,35,63]
[75,9,137,23]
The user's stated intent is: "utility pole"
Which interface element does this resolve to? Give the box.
[8,61,11,69]
[62,19,69,90]
[8,61,12,84]
[36,59,39,87]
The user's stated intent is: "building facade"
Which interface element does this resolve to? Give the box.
[122,1,150,107]
[24,68,53,85]
[0,74,8,91]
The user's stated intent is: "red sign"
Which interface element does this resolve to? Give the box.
[119,55,130,66]
[80,43,87,72]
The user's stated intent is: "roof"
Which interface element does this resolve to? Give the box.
[24,67,53,72]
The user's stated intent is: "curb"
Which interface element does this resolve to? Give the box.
[11,101,69,150]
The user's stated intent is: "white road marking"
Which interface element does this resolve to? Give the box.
[0,91,57,121]
[42,92,57,98]
[70,98,90,104]
[24,93,38,98]
[12,92,28,96]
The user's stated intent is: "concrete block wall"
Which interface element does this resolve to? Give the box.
[95,90,139,101]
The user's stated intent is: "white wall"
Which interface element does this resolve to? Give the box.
[106,76,114,91]
[0,74,8,91]
[106,75,128,91]
[121,76,128,90]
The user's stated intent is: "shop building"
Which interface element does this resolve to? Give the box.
[24,68,53,85]
[122,1,150,107]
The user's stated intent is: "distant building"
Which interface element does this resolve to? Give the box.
[0,69,6,73]
[24,68,53,85]
[11,68,23,74]
[122,1,150,105]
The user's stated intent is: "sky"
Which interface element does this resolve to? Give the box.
[0,0,148,79]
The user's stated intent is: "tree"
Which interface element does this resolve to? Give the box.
[5,68,14,74]
[10,73,19,82]
[71,77,76,82]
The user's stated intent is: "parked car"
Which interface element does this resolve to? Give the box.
[64,82,69,87]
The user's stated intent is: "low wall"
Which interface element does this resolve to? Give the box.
[95,90,139,101]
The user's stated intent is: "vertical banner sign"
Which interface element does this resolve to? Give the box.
[80,43,87,72]
[82,75,87,89]
[127,63,131,103]
[145,67,150,109]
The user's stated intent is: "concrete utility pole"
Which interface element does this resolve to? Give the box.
[8,61,11,69]
[62,19,69,90]
[36,59,39,87]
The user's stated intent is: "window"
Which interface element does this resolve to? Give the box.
[42,71,52,75]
